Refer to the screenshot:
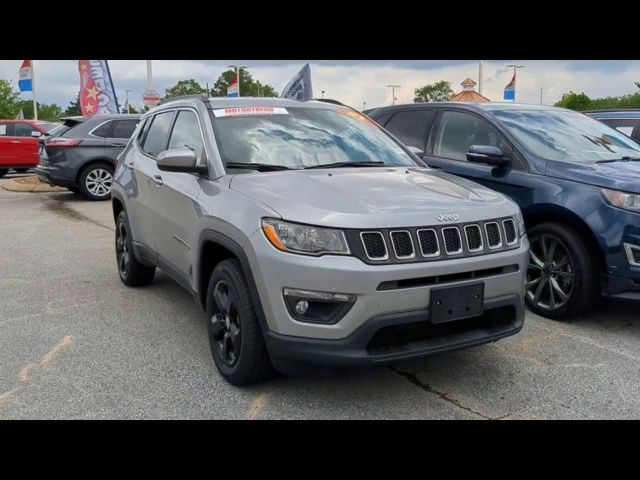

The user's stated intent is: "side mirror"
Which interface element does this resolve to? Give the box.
[406,145,425,157]
[31,131,42,138]
[157,148,206,173]
[466,145,511,168]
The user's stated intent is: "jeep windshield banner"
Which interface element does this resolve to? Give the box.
[78,60,119,116]
[213,107,289,118]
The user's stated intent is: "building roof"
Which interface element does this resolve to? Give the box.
[450,78,490,103]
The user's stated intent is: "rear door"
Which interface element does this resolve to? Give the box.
[423,109,535,206]
[103,119,140,160]
[128,111,176,254]
[152,109,205,286]
[13,122,41,167]
[0,122,16,167]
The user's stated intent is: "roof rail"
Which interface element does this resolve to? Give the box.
[157,94,210,106]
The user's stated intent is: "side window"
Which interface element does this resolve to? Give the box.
[167,111,205,162]
[91,120,113,138]
[14,123,38,137]
[600,119,640,138]
[384,110,435,150]
[373,112,394,127]
[433,111,506,161]
[141,112,175,157]
[111,120,139,139]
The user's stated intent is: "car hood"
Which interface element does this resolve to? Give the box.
[229,167,518,229]
[546,159,640,194]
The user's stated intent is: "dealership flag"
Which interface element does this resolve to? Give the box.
[280,63,313,101]
[227,72,239,97]
[78,60,119,116]
[18,60,33,92]
[503,73,516,101]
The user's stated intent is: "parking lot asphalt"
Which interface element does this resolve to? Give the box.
[1,183,639,419]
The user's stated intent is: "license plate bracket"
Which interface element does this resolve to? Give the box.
[430,283,484,324]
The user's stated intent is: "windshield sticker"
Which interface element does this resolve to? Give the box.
[213,107,289,118]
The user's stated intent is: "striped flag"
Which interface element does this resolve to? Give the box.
[18,60,33,92]
[227,72,239,97]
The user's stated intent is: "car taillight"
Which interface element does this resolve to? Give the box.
[45,138,81,147]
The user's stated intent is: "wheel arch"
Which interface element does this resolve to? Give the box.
[75,157,116,186]
[522,204,606,274]
[197,230,269,332]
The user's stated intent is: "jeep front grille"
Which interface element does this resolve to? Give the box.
[360,231,388,260]
[351,216,519,265]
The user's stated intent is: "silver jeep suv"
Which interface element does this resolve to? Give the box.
[112,96,529,385]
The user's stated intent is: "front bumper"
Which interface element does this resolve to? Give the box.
[246,229,528,364]
[265,294,524,367]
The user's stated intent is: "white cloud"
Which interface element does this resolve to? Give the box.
[1,60,640,110]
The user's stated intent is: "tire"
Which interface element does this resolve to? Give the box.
[0,169,8,178]
[115,210,155,287]
[14,168,29,173]
[525,222,598,319]
[68,186,81,194]
[79,162,113,201]
[206,259,273,386]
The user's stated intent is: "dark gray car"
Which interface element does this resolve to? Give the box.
[36,114,141,200]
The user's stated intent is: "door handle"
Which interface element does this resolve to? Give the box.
[10,140,20,144]
[152,175,164,186]
[112,143,126,147]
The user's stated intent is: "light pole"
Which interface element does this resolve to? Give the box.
[505,64,525,102]
[386,85,401,105]
[227,64,247,97]
[124,89,132,113]
[321,90,325,99]
[478,60,484,95]
[362,101,366,111]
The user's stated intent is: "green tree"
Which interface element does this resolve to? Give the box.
[0,79,21,118]
[414,80,454,103]
[16,100,63,121]
[64,94,81,116]
[554,91,592,110]
[165,79,207,98]
[211,69,278,97]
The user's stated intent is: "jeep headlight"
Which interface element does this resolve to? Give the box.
[602,188,640,212]
[261,218,350,256]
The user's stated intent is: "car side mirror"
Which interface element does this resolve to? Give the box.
[31,131,42,138]
[157,148,206,174]
[466,145,511,168]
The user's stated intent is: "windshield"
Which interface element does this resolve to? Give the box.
[492,108,640,163]
[210,106,417,169]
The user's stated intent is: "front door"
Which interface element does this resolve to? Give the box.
[152,109,205,288]
[424,109,536,208]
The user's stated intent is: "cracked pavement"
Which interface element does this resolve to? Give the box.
[1,183,640,419]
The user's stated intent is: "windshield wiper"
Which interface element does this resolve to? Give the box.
[595,156,640,164]
[304,161,385,170]
[225,162,292,172]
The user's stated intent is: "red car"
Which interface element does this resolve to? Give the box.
[0,119,57,177]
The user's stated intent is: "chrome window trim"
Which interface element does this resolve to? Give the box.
[390,230,416,260]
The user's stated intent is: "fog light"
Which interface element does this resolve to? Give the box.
[295,300,310,315]
[283,288,356,324]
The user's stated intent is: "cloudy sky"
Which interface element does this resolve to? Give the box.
[2,60,639,110]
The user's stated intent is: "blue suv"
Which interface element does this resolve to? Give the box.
[366,103,640,319]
